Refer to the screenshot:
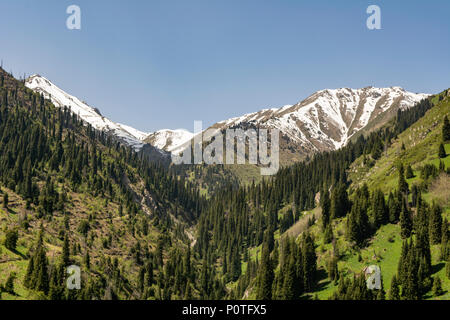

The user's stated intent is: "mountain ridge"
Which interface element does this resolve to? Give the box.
[173,86,429,165]
[25,74,429,166]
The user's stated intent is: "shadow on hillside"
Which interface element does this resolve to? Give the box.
[314,269,332,292]
[432,262,445,274]
[5,247,27,260]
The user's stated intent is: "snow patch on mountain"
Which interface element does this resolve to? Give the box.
[192,86,429,155]
[145,129,194,152]
[25,75,150,151]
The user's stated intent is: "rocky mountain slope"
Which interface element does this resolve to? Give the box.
[25,75,429,167]
[25,75,150,151]
[179,87,429,164]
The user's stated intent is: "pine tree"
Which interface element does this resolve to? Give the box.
[84,251,90,270]
[397,240,409,285]
[282,255,296,300]
[429,203,443,245]
[398,164,409,195]
[372,189,387,228]
[323,223,333,244]
[432,276,443,296]
[443,115,450,142]
[438,143,446,158]
[24,229,50,294]
[371,138,383,160]
[302,233,317,292]
[330,184,350,219]
[441,218,449,260]
[321,189,331,229]
[256,244,274,300]
[400,202,412,239]
[388,274,400,300]
[388,192,400,223]
[403,249,420,300]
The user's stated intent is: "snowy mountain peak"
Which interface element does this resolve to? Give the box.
[145,129,194,152]
[187,86,429,163]
[25,74,430,165]
[25,74,150,151]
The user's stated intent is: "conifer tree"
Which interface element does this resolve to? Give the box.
[403,251,420,300]
[429,203,443,245]
[302,233,317,292]
[282,255,296,300]
[255,244,274,300]
[321,189,331,229]
[387,192,400,223]
[432,276,443,296]
[84,251,90,270]
[441,218,449,260]
[443,115,450,142]
[330,184,350,219]
[397,240,409,285]
[24,229,50,294]
[400,202,412,239]
[438,143,446,158]
[323,223,333,244]
[388,275,400,300]
[372,189,388,228]
[398,164,409,196]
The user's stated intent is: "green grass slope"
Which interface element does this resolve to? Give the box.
[309,91,450,299]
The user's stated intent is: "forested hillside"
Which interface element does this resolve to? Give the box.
[193,89,449,300]
[0,68,215,300]
[0,67,448,300]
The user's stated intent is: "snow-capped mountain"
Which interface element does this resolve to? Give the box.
[145,129,194,152]
[25,75,429,165]
[25,75,150,151]
[179,87,429,163]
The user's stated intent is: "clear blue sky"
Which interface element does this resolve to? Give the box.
[0,0,449,132]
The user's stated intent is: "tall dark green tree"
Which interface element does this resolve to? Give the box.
[398,163,409,196]
[330,184,350,219]
[321,189,331,229]
[372,189,388,228]
[429,203,443,245]
[400,201,412,239]
[438,143,446,158]
[443,115,450,142]
[255,244,274,300]
[388,274,400,300]
[61,234,70,267]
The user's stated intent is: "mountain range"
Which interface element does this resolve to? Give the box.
[2,66,449,301]
[25,75,428,165]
